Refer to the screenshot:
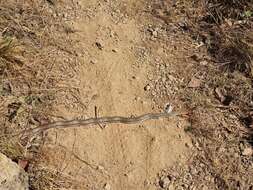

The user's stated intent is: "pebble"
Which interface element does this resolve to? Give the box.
[144,179,150,186]
[159,177,171,188]
[141,100,147,105]
[152,30,158,38]
[90,59,98,64]
[104,183,111,190]
[144,84,151,91]
[97,165,105,171]
[62,13,68,19]
[0,153,29,190]
[95,41,104,50]
[200,60,208,66]
[242,147,253,156]
[135,97,141,101]
[188,77,201,88]
[194,141,201,150]
[185,142,193,148]
[151,91,157,96]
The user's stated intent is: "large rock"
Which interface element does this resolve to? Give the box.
[0,153,28,190]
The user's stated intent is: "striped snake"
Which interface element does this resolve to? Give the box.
[20,105,187,137]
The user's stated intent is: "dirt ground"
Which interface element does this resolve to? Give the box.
[1,0,253,190]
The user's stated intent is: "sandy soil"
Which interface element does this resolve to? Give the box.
[37,1,193,189]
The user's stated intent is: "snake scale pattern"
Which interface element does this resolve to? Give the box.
[24,111,180,136]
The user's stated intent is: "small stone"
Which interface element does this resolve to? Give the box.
[135,97,141,101]
[185,142,193,148]
[144,84,151,91]
[141,100,147,105]
[188,77,201,88]
[104,183,111,190]
[144,179,150,186]
[194,141,201,150]
[0,153,28,190]
[112,48,118,52]
[62,13,68,18]
[159,177,171,188]
[90,59,98,64]
[200,60,208,65]
[95,41,104,50]
[97,165,105,171]
[242,147,253,156]
[151,91,157,96]
[152,30,158,37]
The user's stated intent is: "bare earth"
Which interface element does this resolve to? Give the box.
[1,0,252,190]
[39,1,192,189]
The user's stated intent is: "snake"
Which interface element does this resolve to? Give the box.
[22,110,183,136]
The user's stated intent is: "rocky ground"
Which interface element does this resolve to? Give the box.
[0,0,252,190]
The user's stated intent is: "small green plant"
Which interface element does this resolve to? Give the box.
[0,136,23,159]
[0,36,24,68]
[0,37,13,56]
[242,10,253,18]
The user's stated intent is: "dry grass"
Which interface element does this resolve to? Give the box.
[185,0,253,76]
[0,37,25,159]
[186,0,253,188]
[0,0,81,189]
[29,168,73,190]
[204,0,253,22]
[203,24,253,76]
[150,0,253,189]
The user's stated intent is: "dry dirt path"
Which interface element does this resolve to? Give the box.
[39,1,192,189]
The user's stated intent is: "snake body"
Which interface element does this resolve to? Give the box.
[25,111,179,135]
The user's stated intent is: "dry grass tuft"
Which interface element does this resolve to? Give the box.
[29,168,73,190]
[204,24,253,76]
[0,0,81,189]
[0,135,24,159]
[204,0,253,23]
[187,0,253,76]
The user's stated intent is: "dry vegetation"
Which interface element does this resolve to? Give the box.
[0,0,253,189]
[187,0,253,146]
[151,0,253,189]
[173,0,252,189]
[0,0,81,189]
